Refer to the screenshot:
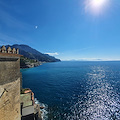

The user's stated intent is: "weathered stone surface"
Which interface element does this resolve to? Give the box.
[0,46,20,54]
[1,46,6,53]
[0,56,20,85]
[0,47,41,120]
[7,47,12,53]
[0,53,21,120]
[0,78,21,120]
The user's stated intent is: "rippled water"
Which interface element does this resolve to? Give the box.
[67,66,120,120]
[21,61,120,120]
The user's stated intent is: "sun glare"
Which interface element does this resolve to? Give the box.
[85,0,110,15]
[92,0,106,8]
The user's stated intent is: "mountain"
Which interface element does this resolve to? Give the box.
[5,44,61,62]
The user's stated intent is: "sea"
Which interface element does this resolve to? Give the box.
[21,61,120,120]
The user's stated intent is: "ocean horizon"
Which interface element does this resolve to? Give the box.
[21,61,120,120]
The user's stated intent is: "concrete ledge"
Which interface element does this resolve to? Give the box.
[22,106,34,116]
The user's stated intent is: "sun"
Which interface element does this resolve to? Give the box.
[91,0,106,8]
[85,0,109,15]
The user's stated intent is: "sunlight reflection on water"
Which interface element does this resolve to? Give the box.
[66,66,120,120]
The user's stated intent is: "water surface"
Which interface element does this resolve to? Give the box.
[21,61,120,120]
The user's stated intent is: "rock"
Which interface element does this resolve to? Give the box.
[40,106,45,109]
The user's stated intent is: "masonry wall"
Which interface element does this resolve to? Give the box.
[0,56,20,85]
[0,54,21,120]
[0,78,21,120]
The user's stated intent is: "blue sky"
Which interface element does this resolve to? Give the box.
[0,0,120,61]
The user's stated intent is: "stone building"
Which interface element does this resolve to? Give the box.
[0,46,42,120]
[21,89,35,120]
[0,46,21,120]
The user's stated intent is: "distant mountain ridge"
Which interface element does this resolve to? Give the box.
[5,44,61,62]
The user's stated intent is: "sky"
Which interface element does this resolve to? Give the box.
[0,0,120,61]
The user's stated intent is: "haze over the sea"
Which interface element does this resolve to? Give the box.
[0,0,120,61]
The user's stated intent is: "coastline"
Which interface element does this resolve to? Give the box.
[20,61,46,69]
[20,61,61,69]
[20,62,48,119]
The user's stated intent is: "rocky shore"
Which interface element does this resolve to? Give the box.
[21,61,42,68]
[20,56,45,68]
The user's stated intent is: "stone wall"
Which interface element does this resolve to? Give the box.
[0,78,21,120]
[0,51,21,120]
[0,57,20,85]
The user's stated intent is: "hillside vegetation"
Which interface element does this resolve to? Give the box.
[5,44,61,68]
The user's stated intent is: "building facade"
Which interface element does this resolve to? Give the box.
[0,46,21,120]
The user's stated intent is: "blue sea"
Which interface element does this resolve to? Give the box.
[21,61,120,120]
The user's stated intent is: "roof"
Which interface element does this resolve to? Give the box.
[20,93,33,107]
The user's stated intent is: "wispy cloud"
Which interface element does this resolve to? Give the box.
[0,1,33,31]
[62,47,95,54]
[45,52,59,56]
[0,33,24,45]
[63,58,120,61]
[72,47,95,52]
[0,9,32,30]
[0,4,34,45]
